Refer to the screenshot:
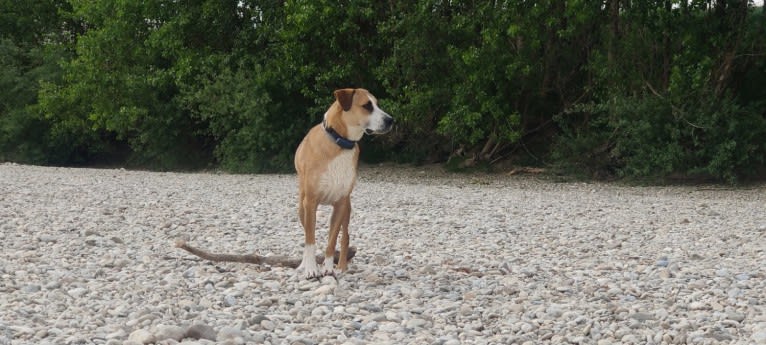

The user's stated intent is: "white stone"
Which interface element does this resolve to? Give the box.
[752,331,766,344]
[153,324,185,341]
[216,326,244,341]
[128,329,155,345]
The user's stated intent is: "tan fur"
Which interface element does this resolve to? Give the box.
[294,88,391,277]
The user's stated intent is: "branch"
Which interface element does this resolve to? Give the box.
[644,81,708,129]
[175,239,356,268]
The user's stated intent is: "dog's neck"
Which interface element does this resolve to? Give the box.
[323,119,357,150]
[323,105,364,147]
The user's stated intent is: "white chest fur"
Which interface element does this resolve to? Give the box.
[318,150,357,204]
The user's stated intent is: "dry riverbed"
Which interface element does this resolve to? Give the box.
[1,163,765,345]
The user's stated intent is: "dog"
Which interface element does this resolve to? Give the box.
[294,88,394,279]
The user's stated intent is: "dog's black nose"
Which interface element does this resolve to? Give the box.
[384,116,394,127]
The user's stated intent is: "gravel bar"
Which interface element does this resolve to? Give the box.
[1,163,765,345]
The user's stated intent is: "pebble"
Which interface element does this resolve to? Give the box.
[546,305,564,318]
[224,295,237,307]
[689,302,706,310]
[311,306,330,317]
[216,326,244,341]
[22,284,41,293]
[128,329,155,344]
[154,324,185,341]
[67,287,87,298]
[106,329,127,339]
[629,312,654,321]
[186,323,217,341]
[727,311,746,322]
[1,165,765,345]
[314,284,334,296]
[508,303,525,313]
[405,318,428,329]
[260,320,275,331]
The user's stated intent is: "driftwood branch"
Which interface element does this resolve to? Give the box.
[174,240,356,269]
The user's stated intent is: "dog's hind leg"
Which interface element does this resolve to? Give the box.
[324,197,348,275]
[338,197,352,272]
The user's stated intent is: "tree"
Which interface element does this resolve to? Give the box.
[0,0,88,164]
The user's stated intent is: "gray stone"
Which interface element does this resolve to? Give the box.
[362,304,382,313]
[22,284,41,293]
[185,323,217,341]
[405,318,428,329]
[248,314,269,326]
[38,235,57,243]
[726,311,746,322]
[223,295,237,307]
[629,312,654,321]
[546,305,564,318]
[260,320,275,331]
[311,306,330,317]
[360,322,378,333]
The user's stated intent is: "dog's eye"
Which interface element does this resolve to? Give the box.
[362,101,373,112]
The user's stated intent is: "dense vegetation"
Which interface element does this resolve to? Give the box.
[1,0,765,182]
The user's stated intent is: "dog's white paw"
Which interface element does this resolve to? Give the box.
[298,259,321,279]
[304,267,322,279]
[299,244,321,279]
[322,257,339,277]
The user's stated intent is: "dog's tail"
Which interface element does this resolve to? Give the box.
[175,239,355,268]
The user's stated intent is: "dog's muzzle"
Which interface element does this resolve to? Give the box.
[367,116,394,135]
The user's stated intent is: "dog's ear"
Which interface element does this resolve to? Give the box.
[334,88,356,112]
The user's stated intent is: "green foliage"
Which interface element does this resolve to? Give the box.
[557,91,766,182]
[1,0,765,182]
[554,1,766,182]
[0,0,96,164]
[180,59,309,172]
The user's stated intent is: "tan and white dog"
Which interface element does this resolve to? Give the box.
[294,88,393,279]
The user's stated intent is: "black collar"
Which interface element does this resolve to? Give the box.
[323,121,357,150]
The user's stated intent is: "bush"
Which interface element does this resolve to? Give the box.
[555,90,766,183]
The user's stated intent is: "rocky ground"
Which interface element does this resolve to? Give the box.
[1,163,765,345]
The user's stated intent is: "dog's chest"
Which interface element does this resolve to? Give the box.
[318,150,357,204]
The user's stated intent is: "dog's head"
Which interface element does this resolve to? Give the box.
[333,88,394,136]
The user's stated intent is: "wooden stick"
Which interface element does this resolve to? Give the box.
[175,240,356,268]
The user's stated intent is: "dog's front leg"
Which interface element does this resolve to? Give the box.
[298,195,321,279]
